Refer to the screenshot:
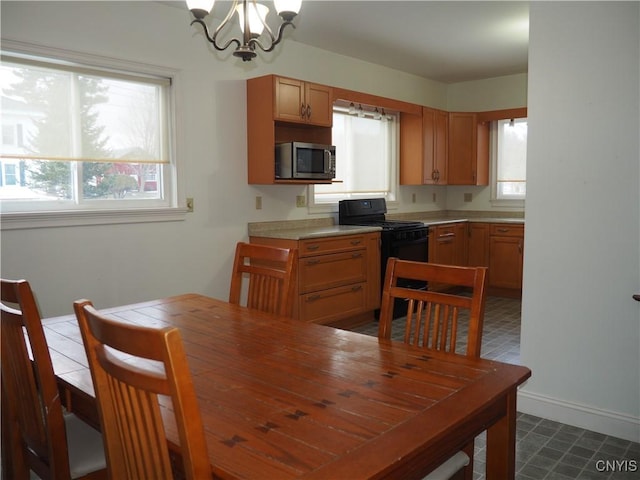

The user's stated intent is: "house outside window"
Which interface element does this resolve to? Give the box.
[310,105,398,210]
[0,47,179,225]
[491,117,527,206]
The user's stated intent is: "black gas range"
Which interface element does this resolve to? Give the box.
[339,198,429,318]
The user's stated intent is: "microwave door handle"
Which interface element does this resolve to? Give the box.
[324,149,333,176]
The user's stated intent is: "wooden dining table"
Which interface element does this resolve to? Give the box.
[43,293,531,480]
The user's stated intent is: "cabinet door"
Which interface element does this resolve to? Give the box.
[299,283,366,324]
[489,235,524,289]
[399,112,424,185]
[299,250,367,293]
[448,112,489,185]
[428,107,448,184]
[467,223,490,267]
[305,82,332,127]
[400,108,448,185]
[274,76,305,123]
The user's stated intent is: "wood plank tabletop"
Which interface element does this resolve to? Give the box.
[43,293,531,480]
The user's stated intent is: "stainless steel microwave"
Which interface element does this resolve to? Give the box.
[275,142,336,180]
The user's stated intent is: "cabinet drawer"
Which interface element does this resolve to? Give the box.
[299,283,366,324]
[299,250,367,293]
[490,224,524,237]
[299,236,366,257]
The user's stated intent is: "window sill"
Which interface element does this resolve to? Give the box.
[490,198,525,209]
[0,207,188,231]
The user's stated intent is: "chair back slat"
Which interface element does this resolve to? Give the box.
[229,242,298,317]
[379,259,488,358]
[74,299,210,480]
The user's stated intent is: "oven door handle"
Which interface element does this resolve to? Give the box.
[391,237,429,247]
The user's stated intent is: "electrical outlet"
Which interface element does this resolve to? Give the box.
[255,196,262,210]
[464,192,473,202]
[296,195,306,208]
[186,197,194,212]
[412,193,416,203]
[432,193,437,202]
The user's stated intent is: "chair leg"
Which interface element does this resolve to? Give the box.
[461,440,475,480]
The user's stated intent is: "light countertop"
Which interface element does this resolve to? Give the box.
[248,214,523,240]
[420,217,524,226]
[249,224,382,241]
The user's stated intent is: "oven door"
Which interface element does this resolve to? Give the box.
[381,228,429,318]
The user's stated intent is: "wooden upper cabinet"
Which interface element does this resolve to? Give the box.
[448,112,489,185]
[247,75,333,184]
[428,107,449,184]
[274,76,332,126]
[400,107,448,185]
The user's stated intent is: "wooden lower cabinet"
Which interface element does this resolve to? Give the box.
[250,232,380,326]
[429,223,467,266]
[466,222,524,297]
[467,223,490,267]
[488,224,524,293]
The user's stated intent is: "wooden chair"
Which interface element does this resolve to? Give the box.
[0,279,107,480]
[73,299,210,480]
[378,259,488,480]
[229,241,298,317]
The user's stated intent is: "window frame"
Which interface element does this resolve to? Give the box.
[490,117,527,208]
[308,105,399,214]
[0,40,186,230]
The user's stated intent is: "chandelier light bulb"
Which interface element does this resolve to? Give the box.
[274,0,302,21]
[186,0,215,19]
[237,2,269,37]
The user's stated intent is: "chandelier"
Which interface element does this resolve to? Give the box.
[186,0,302,62]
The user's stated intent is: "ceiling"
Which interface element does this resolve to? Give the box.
[288,1,529,83]
[171,1,530,83]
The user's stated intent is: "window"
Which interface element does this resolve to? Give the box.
[491,118,527,205]
[0,49,177,221]
[311,105,398,208]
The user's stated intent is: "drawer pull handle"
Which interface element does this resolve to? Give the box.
[497,228,510,233]
[438,232,455,238]
[306,294,321,302]
[351,253,363,259]
[351,285,363,292]
[350,240,362,245]
[306,244,320,251]
[306,259,320,265]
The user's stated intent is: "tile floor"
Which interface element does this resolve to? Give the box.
[350,296,640,480]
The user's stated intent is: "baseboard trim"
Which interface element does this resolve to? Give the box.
[517,390,640,442]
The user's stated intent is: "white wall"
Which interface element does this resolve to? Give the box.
[520,2,639,441]
[0,1,523,318]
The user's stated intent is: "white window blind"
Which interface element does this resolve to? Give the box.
[1,51,174,214]
[493,117,527,203]
[312,107,397,206]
